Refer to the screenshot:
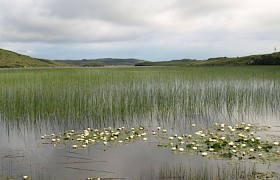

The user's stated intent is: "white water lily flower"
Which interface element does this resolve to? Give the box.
[209,148,214,152]
[51,139,56,142]
[259,153,262,156]
[41,136,45,139]
[232,149,237,153]
[157,127,161,130]
[192,124,196,127]
[118,140,123,143]
[178,137,183,140]
[228,141,234,146]
[171,147,176,151]
[238,134,245,138]
[220,124,225,128]
[249,148,254,152]
[178,148,184,152]
[258,146,262,149]
[152,131,156,135]
[162,129,167,133]
[220,137,226,140]
[103,141,108,145]
[168,137,174,140]
[241,144,246,147]
[192,146,198,150]
[201,152,207,156]
[244,126,250,130]
[273,142,279,146]
[209,138,217,142]
[23,175,28,179]
[72,145,78,149]
[82,144,87,148]
[142,137,148,141]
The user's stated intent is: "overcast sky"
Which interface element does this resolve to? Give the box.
[1,0,280,61]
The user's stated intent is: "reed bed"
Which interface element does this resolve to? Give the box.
[0,66,279,131]
[142,163,277,180]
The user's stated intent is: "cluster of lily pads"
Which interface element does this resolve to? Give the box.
[42,125,150,149]
[158,123,280,163]
[42,123,280,163]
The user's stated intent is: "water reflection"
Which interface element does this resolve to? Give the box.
[1,122,280,179]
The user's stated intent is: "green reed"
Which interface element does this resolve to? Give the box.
[143,163,277,180]
[0,66,280,130]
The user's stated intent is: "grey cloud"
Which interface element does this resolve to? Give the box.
[0,0,280,60]
[39,0,166,26]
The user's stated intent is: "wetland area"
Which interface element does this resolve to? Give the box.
[0,66,280,179]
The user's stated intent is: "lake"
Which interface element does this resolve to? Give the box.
[0,66,279,179]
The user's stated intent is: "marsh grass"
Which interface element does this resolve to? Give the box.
[0,67,280,131]
[141,163,275,180]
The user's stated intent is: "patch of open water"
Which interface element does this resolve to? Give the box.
[1,112,280,179]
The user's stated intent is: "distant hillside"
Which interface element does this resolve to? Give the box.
[0,49,65,68]
[135,52,280,66]
[57,58,146,67]
[199,52,280,66]
[2,48,280,68]
[135,59,197,66]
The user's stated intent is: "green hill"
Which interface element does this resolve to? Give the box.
[2,48,280,68]
[135,52,280,66]
[57,58,146,67]
[0,49,65,68]
[135,59,197,66]
[195,52,280,66]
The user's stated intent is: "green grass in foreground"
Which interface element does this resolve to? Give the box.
[0,66,279,129]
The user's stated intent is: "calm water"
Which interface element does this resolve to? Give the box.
[0,67,280,179]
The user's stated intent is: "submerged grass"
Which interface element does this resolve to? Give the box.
[142,163,278,180]
[0,66,280,130]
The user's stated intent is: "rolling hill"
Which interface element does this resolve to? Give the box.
[135,52,280,66]
[57,58,146,67]
[1,48,280,68]
[0,49,65,68]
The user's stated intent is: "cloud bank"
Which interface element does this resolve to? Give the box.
[0,0,280,60]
